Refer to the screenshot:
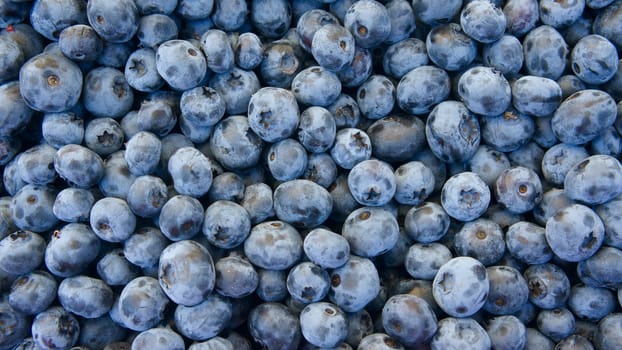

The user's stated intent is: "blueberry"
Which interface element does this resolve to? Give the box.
[483,316,526,350]
[158,240,215,306]
[156,39,206,91]
[78,315,127,350]
[125,48,165,93]
[274,179,333,229]
[539,0,585,28]
[506,221,553,265]
[311,24,355,72]
[485,265,530,315]
[120,228,166,270]
[594,313,622,349]
[124,131,162,177]
[158,133,194,178]
[330,128,372,169]
[259,40,302,89]
[508,141,545,176]
[87,0,138,43]
[126,175,167,218]
[524,263,571,309]
[209,115,264,171]
[202,200,250,249]
[11,184,59,233]
[512,76,562,117]
[99,150,137,199]
[525,328,555,350]
[292,66,341,107]
[97,41,134,68]
[0,230,45,276]
[433,256,489,317]
[495,166,543,214]
[15,143,56,186]
[244,220,302,270]
[285,261,329,304]
[19,52,83,113]
[460,0,506,43]
[591,126,622,157]
[131,327,185,350]
[296,9,340,53]
[564,155,622,205]
[256,268,288,302]
[404,202,450,243]
[342,207,398,258]
[397,65,450,115]
[596,197,622,248]
[459,66,512,116]
[8,270,57,316]
[303,228,349,269]
[90,197,136,242]
[383,0,415,45]
[84,118,124,157]
[59,24,102,61]
[430,317,491,350]
[0,36,23,84]
[167,146,213,197]
[546,203,605,262]
[537,307,576,343]
[412,0,462,26]
[328,255,380,313]
[556,335,595,350]
[569,284,616,322]
[426,23,478,72]
[347,159,395,207]
[426,101,480,163]
[31,306,80,350]
[248,87,300,143]
[200,29,234,74]
[0,81,33,137]
[135,0,177,15]
[577,246,622,289]
[336,45,373,88]
[343,0,391,49]
[188,337,235,350]
[175,293,232,341]
[58,275,113,319]
[571,34,619,84]
[366,115,426,163]
[213,255,258,299]
[382,38,428,79]
[523,25,569,80]
[179,87,225,129]
[393,161,434,205]
[248,302,302,350]
[482,35,524,78]
[29,0,87,41]
[299,302,348,348]
[136,14,178,48]
[541,143,590,187]
[240,183,275,224]
[441,172,491,222]
[455,219,506,266]
[404,243,452,280]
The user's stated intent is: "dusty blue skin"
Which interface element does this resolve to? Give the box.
[311,24,355,72]
[367,115,426,163]
[460,0,506,43]
[292,66,341,107]
[240,183,274,224]
[158,195,203,242]
[174,293,231,341]
[358,333,404,350]
[336,45,373,88]
[44,223,100,278]
[441,172,490,222]
[412,0,462,26]
[553,90,617,145]
[180,86,225,127]
[286,261,329,304]
[8,270,57,316]
[540,0,585,27]
[394,161,435,206]
[248,87,299,143]
[189,337,234,350]
[31,306,80,350]
[356,75,395,120]
[571,34,618,85]
[209,115,263,171]
[381,294,437,347]
[119,228,166,270]
[577,246,622,289]
[17,143,57,186]
[59,24,102,61]
[90,197,136,242]
[248,302,301,350]
[426,101,480,163]
[594,313,622,349]
[569,284,616,322]
[251,0,291,38]
[215,255,258,298]
[596,197,622,248]
[97,248,140,286]
[564,155,622,205]
[134,0,177,15]
[131,327,185,350]
[426,23,477,72]
[54,144,104,189]
[432,256,489,317]
[495,166,543,214]
[347,159,396,207]
[546,203,605,262]
[137,14,178,48]
[404,201,450,243]
[397,65,449,116]
[158,240,215,306]
[512,76,562,117]
[299,302,348,348]
[467,145,510,187]
[124,131,161,176]
[30,0,87,41]
[591,126,622,157]
[234,33,263,71]
[79,315,127,350]
[0,36,23,84]
[525,328,555,350]
[405,243,452,280]
[155,39,206,91]
[58,275,113,318]
[19,52,83,113]
[537,307,576,342]
[0,81,33,137]
[296,9,339,52]
[303,228,349,269]
[113,276,169,331]
[342,207,398,258]
[541,144,590,187]
[11,184,59,233]
[244,220,302,270]
[200,29,234,74]
[298,107,336,154]
[212,0,248,32]
[126,175,167,218]
[167,146,213,197]
[328,255,380,313]
[87,0,138,43]
[506,221,553,265]
[326,94,361,130]
[99,151,136,199]
[524,263,571,309]
[256,268,288,302]
[430,317,491,350]
[484,265,529,315]
[486,316,526,350]
[84,118,124,157]
[202,200,250,249]
[0,230,45,276]
[455,219,505,266]
[383,38,428,79]
[482,35,524,78]
[458,66,512,116]
[274,179,332,229]
[259,40,302,89]
[344,0,391,48]
[330,128,372,169]
[266,139,307,181]
[523,25,569,80]
[125,48,164,93]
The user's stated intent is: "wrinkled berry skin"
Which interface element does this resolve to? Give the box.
[432,256,490,318]
[552,89,617,145]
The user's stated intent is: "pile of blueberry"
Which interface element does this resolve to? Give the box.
[2,0,622,348]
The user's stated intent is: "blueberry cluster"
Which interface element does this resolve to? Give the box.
[2,0,622,349]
